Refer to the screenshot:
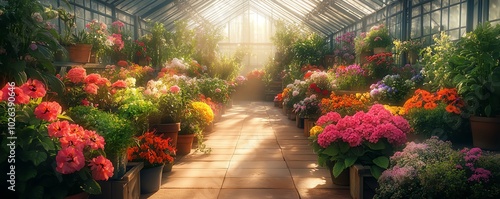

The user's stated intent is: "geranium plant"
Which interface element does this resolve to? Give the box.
[0,81,114,198]
[334,64,368,90]
[364,52,395,81]
[311,104,410,179]
[127,132,175,168]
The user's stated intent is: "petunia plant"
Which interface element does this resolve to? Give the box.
[127,132,175,168]
[0,80,114,199]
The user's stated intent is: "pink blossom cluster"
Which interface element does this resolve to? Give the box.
[379,165,416,184]
[1,79,46,105]
[459,148,491,183]
[315,112,342,126]
[107,33,124,51]
[317,104,409,148]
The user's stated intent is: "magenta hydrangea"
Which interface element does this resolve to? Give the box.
[315,112,342,126]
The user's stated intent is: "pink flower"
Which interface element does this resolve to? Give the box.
[47,120,71,138]
[85,130,105,150]
[59,133,85,150]
[468,168,491,183]
[34,101,62,122]
[29,42,38,51]
[84,83,99,95]
[1,84,30,104]
[81,98,90,106]
[170,85,181,93]
[96,77,110,86]
[31,12,43,22]
[341,128,363,147]
[215,88,221,93]
[112,20,125,28]
[20,79,46,98]
[66,67,87,83]
[316,112,342,126]
[88,155,114,181]
[55,147,86,174]
[391,116,411,133]
[112,80,127,88]
[84,74,102,84]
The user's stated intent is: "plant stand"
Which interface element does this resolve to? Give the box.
[91,162,143,199]
[350,164,378,199]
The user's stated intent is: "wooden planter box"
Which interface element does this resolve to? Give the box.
[91,162,144,199]
[303,118,315,137]
[349,164,378,199]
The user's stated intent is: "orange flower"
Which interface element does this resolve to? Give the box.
[424,102,437,110]
[445,104,461,114]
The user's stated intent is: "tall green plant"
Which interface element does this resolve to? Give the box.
[193,22,223,71]
[292,33,328,66]
[164,20,196,60]
[148,22,168,69]
[420,32,457,91]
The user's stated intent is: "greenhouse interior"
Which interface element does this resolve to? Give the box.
[1,0,500,198]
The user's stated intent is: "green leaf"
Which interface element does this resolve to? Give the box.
[372,156,390,169]
[370,165,384,179]
[485,105,492,117]
[332,161,346,178]
[17,166,37,181]
[339,142,350,153]
[322,145,339,156]
[366,142,385,150]
[38,136,55,151]
[344,157,357,168]
[81,179,101,195]
[24,150,47,166]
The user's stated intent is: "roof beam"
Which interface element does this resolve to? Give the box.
[141,0,175,19]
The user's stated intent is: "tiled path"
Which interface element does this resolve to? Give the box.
[141,101,351,199]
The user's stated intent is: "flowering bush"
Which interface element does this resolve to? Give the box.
[85,19,110,56]
[365,52,395,81]
[334,64,368,90]
[0,81,114,198]
[369,74,417,105]
[403,88,465,139]
[283,80,307,109]
[246,68,265,81]
[375,137,500,199]
[306,71,332,98]
[365,24,392,49]
[319,93,370,116]
[179,101,214,135]
[127,132,175,168]
[311,104,410,178]
[197,77,230,105]
[144,79,186,124]
[293,94,321,119]
[159,58,190,76]
[333,32,356,65]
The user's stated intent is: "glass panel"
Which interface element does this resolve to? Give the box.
[413,0,421,5]
[449,29,460,40]
[411,17,421,38]
[85,10,91,21]
[461,3,467,27]
[423,13,431,35]
[76,18,84,31]
[75,0,84,6]
[460,28,466,38]
[442,0,449,6]
[91,1,97,11]
[423,2,431,13]
[431,10,441,33]
[75,7,83,18]
[449,5,460,29]
[442,8,449,30]
[413,6,421,16]
[450,0,461,4]
[491,0,500,21]
[432,0,442,10]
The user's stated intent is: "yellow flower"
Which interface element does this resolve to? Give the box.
[192,101,214,124]
[309,126,324,137]
[383,105,405,116]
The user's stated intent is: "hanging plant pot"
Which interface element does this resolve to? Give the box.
[152,123,180,148]
[176,134,195,155]
[470,116,500,151]
[67,44,92,63]
[140,164,164,194]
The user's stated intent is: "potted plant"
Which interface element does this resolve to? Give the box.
[67,105,134,180]
[375,137,500,198]
[334,64,369,91]
[394,39,423,64]
[0,81,114,199]
[365,24,393,54]
[85,19,110,63]
[127,132,175,193]
[178,101,214,155]
[293,94,321,136]
[402,88,466,141]
[67,29,93,63]
[369,74,420,106]
[311,104,410,181]
[449,22,500,150]
[354,32,372,65]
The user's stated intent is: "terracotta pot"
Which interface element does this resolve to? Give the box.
[65,192,89,199]
[176,134,195,155]
[304,118,315,137]
[140,164,164,194]
[152,123,180,147]
[470,116,500,151]
[67,44,92,63]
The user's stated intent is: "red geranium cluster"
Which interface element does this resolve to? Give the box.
[1,79,46,104]
[309,83,330,96]
[127,132,175,168]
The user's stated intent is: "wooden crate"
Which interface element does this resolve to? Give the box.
[91,162,144,199]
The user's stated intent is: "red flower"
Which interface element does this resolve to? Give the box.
[96,77,110,86]
[112,80,127,88]
[55,147,86,174]
[88,155,114,181]
[66,67,87,83]
[34,101,62,122]
[169,85,181,94]
[20,79,46,98]
[322,90,330,96]
[59,133,85,150]
[84,74,102,84]
[85,130,105,150]
[84,83,99,95]
[1,84,30,104]
[47,120,71,138]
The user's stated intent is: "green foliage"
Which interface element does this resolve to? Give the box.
[164,20,196,61]
[72,29,92,44]
[67,106,134,155]
[192,22,224,71]
[292,33,329,66]
[449,22,500,117]
[419,160,467,198]
[405,103,464,140]
[365,24,393,49]
[420,32,457,91]
[197,77,229,104]
[210,46,246,81]
[148,22,168,69]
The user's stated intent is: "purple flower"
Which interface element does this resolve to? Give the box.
[29,43,38,51]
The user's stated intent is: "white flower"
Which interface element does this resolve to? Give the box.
[286,84,293,89]
[125,77,136,87]
[292,91,299,96]
[31,12,43,22]
[294,80,301,84]
[310,94,317,100]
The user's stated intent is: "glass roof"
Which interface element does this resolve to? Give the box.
[98,0,396,36]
